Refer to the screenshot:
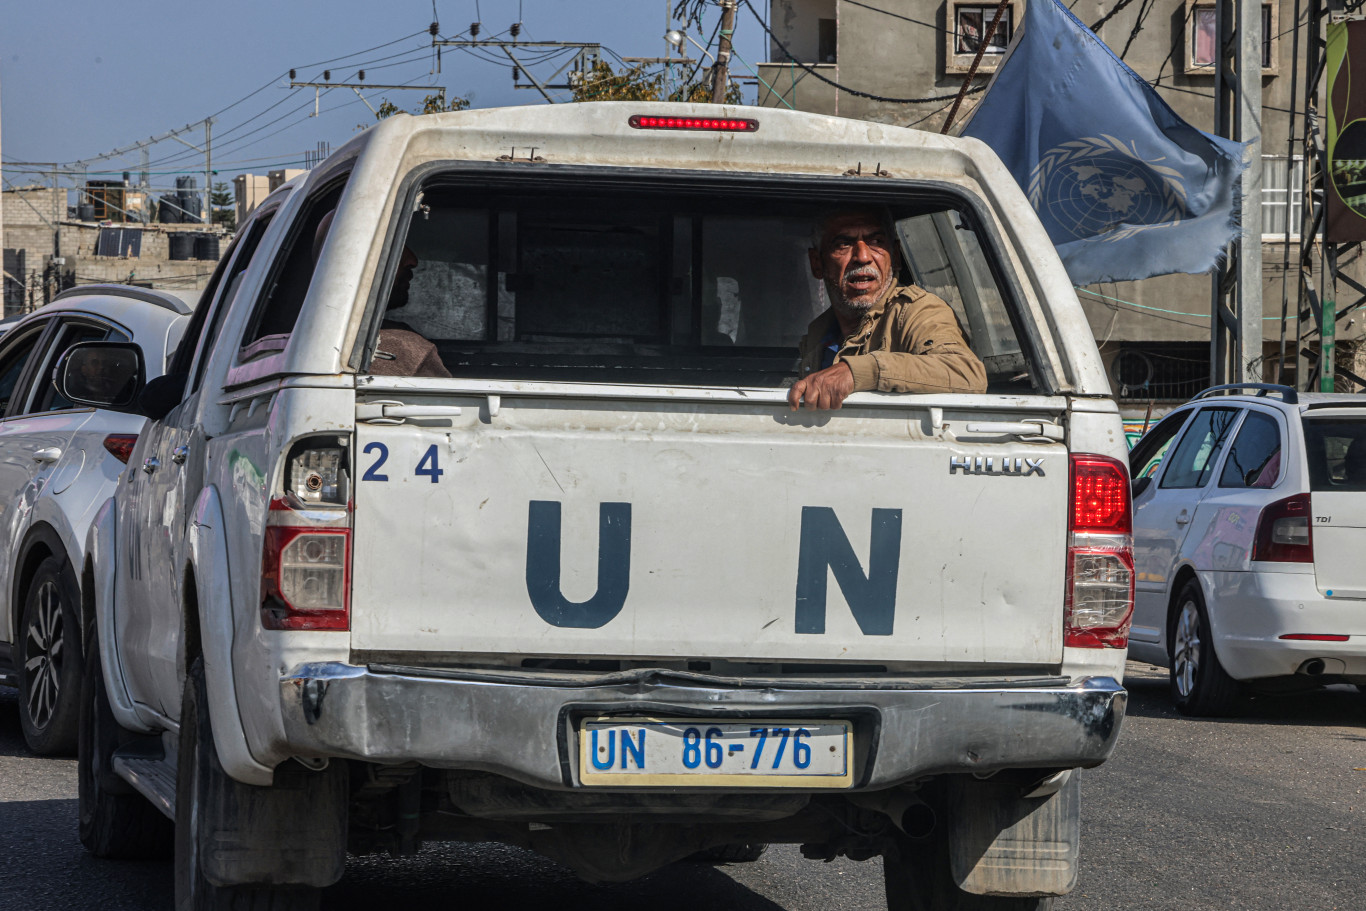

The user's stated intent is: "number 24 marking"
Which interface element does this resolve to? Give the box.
[361,443,444,484]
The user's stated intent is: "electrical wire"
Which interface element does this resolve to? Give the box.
[1077,285,1284,320]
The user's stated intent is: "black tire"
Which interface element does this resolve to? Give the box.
[1168,579,1241,717]
[176,658,319,911]
[17,556,82,755]
[884,833,1054,911]
[693,843,769,863]
[78,638,174,859]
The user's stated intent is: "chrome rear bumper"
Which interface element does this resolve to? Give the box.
[278,664,1126,790]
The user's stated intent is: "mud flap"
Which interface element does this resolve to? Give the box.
[201,758,349,888]
[947,770,1080,897]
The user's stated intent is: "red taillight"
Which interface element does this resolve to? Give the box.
[1252,493,1313,563]
[103,434,138,464]
[628,114,759,132]
[1278,633,1349,641]
[1065,454,1134,649]
[1071,455,1131,533]
[261,498,350,631]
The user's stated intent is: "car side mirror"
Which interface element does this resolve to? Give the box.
[1131,475,1152,499]
[55,341,147,414]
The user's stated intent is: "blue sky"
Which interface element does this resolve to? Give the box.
[1,1,769,191]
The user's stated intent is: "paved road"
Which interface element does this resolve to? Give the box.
[1,663,1362,910]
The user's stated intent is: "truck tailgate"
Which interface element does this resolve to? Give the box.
[349,391,1068,666]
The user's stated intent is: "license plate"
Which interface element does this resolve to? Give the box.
[578,718,853,788]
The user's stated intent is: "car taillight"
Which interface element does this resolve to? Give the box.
[1252,493,1313,563]
[103,434,138,464]
[628,114,759,132]
[261,438,352,631]
[1066,454,1134,649]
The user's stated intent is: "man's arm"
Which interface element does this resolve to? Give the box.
[788,362,855,410]
[842,296,987,395]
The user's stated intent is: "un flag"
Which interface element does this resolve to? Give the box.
[960,0,1246,284]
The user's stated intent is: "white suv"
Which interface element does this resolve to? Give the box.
[1128,383,1366,714]
[0,285,191,754]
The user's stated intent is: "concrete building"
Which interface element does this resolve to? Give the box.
[758,0,1365,401]
[234,173,271,226]
[2,183,225,315]
[267,168,306,191]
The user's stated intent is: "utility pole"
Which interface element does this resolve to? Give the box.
[204,119,212,226]
[431,40,600,103]
[1209,0,1264,385]
[711,1,737,103]
[288,78,445,118]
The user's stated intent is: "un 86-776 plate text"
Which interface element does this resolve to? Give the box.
[578,718,853,788]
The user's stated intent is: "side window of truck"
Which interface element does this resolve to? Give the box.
[190,208,279,391]
[239,175,350,359]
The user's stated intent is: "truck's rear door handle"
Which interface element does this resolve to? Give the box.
[143,457,160,474]
[357,400,463,424]
[962,421,1065,441]
[172,444,189,464]
[31,448,61,463]
[1175,510,1190,526]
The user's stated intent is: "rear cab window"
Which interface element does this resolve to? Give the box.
[355,169,1043,393]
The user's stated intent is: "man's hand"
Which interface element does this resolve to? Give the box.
[788,362,855,411]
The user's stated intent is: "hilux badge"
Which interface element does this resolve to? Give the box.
[949,456,1045,476]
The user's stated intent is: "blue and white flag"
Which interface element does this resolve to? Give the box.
[960,0,1247,284]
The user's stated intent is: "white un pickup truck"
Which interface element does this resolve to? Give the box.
[61,103,1131,911]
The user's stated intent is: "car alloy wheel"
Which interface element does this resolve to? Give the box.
[1172,598,1202,700]
[24,579,66,733]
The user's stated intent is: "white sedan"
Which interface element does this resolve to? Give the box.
[1128,383,1366,715]
[0,285,192,754]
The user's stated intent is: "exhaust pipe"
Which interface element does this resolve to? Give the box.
[1298,658,1327,676]
[849,791,937,839]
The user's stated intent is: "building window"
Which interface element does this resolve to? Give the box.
[818,18,837,63]
[1185,1,1277,74]
[1262,155,1304,241]
[1111,343,1211,402]
[946,2,1015,74]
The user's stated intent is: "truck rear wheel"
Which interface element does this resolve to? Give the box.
[883,834,1053,911]
[78,640,173,859]
[176,658,320,911]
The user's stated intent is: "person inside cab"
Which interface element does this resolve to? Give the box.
[313,209,450,378]
[789,207,987,410]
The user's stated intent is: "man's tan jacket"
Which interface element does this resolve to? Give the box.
[796,282,988,395]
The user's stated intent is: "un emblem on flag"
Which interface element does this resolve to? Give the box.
[1027,135,1187,242]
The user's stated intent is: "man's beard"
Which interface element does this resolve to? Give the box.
[827,265,891,318]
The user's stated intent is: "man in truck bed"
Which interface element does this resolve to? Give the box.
[791,207,987,409]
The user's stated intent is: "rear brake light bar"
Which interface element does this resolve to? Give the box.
[628,114,759,132]
[1065,454,1134,649]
